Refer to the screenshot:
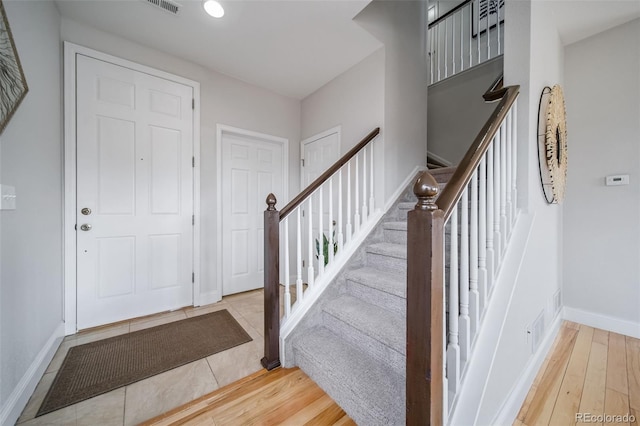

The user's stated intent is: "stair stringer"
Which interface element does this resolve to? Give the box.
[447,211,534,425]
[280,166,426,366]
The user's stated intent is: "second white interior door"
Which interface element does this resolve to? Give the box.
[221,130,285,296]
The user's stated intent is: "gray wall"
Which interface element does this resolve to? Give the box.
[0,0,63,411]
[427,57,503,165]
[563,19,640,326]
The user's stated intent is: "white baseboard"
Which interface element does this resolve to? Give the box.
[0,322,64,426]
[491,312,563,425]
[426,151,453,167]
[563,306,640,339]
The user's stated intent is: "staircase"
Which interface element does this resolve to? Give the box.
[287,168,454,426]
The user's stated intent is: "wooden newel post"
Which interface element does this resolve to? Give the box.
[262,193,281,371]
[406,171,444,425]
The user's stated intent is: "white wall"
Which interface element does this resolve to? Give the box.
[61,18,301,303]
[354,0,429,201]
[301,48,384,154]
[475,0,565,421]
[563,19,640,326]
[427,56,503,164]
[0,0,63,419]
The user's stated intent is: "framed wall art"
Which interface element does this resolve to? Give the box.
[0,0,28,135]
[472,0,505,37]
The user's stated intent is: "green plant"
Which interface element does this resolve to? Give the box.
[315,231,338,267]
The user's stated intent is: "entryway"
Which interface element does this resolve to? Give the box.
[64,43,201,332]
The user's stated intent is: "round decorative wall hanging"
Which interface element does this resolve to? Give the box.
[537,84,568,204]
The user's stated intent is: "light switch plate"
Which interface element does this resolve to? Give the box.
[0,185,16,210]
[605,175,629,186]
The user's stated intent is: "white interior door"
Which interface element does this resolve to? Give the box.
[301,129,340,277]
[76,54,194,329]
[221,131,284,296]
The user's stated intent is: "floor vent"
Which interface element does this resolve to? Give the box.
[142,0,181,15]
[529,311,545,354]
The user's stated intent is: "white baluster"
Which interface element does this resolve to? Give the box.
[318,186,324,275]
[429,27,434,85]
[459,187,470,366]
[486,144,495,288]
[470,170,480,336]
[505,111,513,231]
[447,206,460,395]
[512,101,518,223]
[346,163,352,244]
[354,155,360,234]
[296,208,303,304]
[444,18,448,79]
[500,123,508,252]
[283,217,291,318]
[460,9,464,72]
[493,133,502,263]
[437,24,441,82]
[307,196,314,287]
[328,177,334,265]
[478,156,488,313]
[486,0,490,61]
[452,14,456,75]
[468,5,472,70]
[369,142,375,215]
[476,0,481,66]
[338,169,344,251]
[362,147,368,222]
[497,0,501,56]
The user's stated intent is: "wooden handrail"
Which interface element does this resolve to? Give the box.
[428,0,472,29]
[279,127,380,220]
[436,84,519,220]
[483,74,507,102]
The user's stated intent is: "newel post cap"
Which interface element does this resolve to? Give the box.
[413,171,439,211]
[266,193,277,211]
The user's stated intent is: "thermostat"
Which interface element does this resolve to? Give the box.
[605,175,629,186]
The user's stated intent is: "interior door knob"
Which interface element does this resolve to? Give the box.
[81,207,92,215]
[80,224,92,231]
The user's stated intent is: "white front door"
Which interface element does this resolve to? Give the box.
[76,55,194,329]
[221,130,285,296]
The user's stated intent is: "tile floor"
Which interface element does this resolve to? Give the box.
[16,289,265,426]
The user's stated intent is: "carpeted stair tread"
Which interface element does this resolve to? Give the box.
[294,327,405,425]
[366,242,407,259]
[382,221,408,231]
[323,295,405,356]
[345,267,406,298]
[397,201,416,211]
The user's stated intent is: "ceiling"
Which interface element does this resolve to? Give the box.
[549,0,640,46]
[55,0,382,99]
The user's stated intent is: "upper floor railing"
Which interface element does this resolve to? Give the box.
[428,0,504,85]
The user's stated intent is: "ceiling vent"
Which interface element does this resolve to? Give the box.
[142,0,181,15]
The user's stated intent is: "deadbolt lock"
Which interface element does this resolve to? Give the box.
[81,207,92,215]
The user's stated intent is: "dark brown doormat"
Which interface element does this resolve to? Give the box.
[37,309,252,417]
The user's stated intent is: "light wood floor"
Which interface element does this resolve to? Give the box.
[516,321,640,426]
[141,367,355,426]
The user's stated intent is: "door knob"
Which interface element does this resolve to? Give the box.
[81,207,92,215]
[80,224,92,231]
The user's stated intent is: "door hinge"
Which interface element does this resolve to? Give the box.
[301,158,305,167]
[192,272,195,283]
[74,224,77,231]
[192,156,195,168]
[302,260,305,267]
[192,98,195,110]
[192,215,195,225]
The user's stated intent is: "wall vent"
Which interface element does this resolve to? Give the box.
[142,0,181,15]
[529,311,546,354]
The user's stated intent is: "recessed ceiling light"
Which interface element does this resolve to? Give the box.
[203,0,224,18]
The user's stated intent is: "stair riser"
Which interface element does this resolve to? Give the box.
[384,228,407,245]
[323,312,405,377]
[366,252,406,274]
[346,279,406,317]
